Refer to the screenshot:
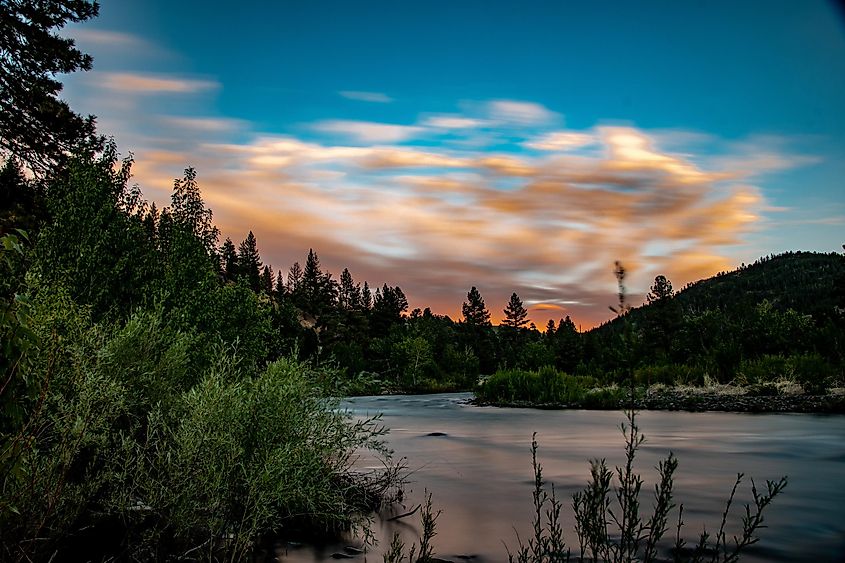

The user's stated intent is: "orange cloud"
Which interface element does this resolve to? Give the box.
[63,73,812,328]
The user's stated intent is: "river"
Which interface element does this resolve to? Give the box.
[278,393,845,562]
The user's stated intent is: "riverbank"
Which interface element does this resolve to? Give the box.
[471,384,845,413]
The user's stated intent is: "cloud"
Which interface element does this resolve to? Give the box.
[70,29,150,48]
[66,71,813,327]
[100,72,218,94]
[423,115,489,129]
[524,131,596,151]
[487,99,560,125]
[312,120,425,143]
[160,116,245,133]
[338,90,394,103]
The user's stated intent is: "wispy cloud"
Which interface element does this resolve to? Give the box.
[64,70,814,326]
[338,90,394,103]
[159,116,245,133]
[312,120,425,143]
[423,115,489,129]
[100,72,218,94]
[70,29,151,48]
[524,131,596,151]
[486,99,560,125]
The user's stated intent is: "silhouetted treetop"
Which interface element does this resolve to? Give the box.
[462,286,491,326]
[502,292,529,329]
[0,0,102,172]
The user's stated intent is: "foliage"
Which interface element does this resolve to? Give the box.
[503,292,530,329]
[0,0,102,172]
[0,296,395,560]
[382,492,440,563]
[476,367,619,406]
[462,286,491,326]
[504,410,787,562]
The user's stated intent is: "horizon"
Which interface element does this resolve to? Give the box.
[61,1,845,329]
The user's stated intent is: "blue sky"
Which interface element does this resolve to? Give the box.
[63,0,845,326]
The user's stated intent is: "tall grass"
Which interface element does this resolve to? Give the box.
[477,367,626,408]
[502,408,787,562]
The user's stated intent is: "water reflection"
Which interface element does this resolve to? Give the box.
[280,393,845,562]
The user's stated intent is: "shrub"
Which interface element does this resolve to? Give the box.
[507,410,787,563]
[1,303,396,561]
[477,367,603,405]
[789,353,836,395]
[738,355,791,385]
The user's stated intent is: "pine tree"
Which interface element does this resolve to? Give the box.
[287,262,303,295]
[647,275,674,303]
[339,268,361,310]
[237,231,262,292]
[545,319,556,335]
[371,284,408,336]
[362,281,373,310]
[554,315,581,373]
[502,292,529,329]
[462,286,491,326]
[300,249,337,315]
[274,270,286,299]
[220,237,238,281]
[260,265,273,295]
[646,274,678,359]
[0,0,102,173]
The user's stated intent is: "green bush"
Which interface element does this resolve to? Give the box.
[477,367,601,405]
[738,355,791,385]
[738,353,838,394]
[1,302,396,561]
[789,353,836,395]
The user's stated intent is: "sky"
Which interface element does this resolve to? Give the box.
[61,0,845,328]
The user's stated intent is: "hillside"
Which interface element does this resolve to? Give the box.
[581,251,845,383]
[595,251,845,333]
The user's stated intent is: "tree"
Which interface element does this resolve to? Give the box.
[220,237,238,281]
[237,231,261,292]
[338,268,361,310]
[142,202,158,243]
[259,264,273,295]
[647,275,674,304]
[287,262,302,295]
[553,315,582,373]
[298,249,337,316]
[0,0,103,172]
[462,286,491,326]
[361,281,373,310]
[0,158,45,236]
[502,292,529,329]
[645,274,679,361]
[274,270,286,299]
[171,167,218,256]
[371,284,408,336]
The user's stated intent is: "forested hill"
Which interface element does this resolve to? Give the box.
[578,251,845,385]
[674,251,844,319]
[595,251,845,335]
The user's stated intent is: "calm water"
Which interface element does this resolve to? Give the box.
[279,393,845,562]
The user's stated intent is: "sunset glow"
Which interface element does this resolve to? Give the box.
[63,1,845,328]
